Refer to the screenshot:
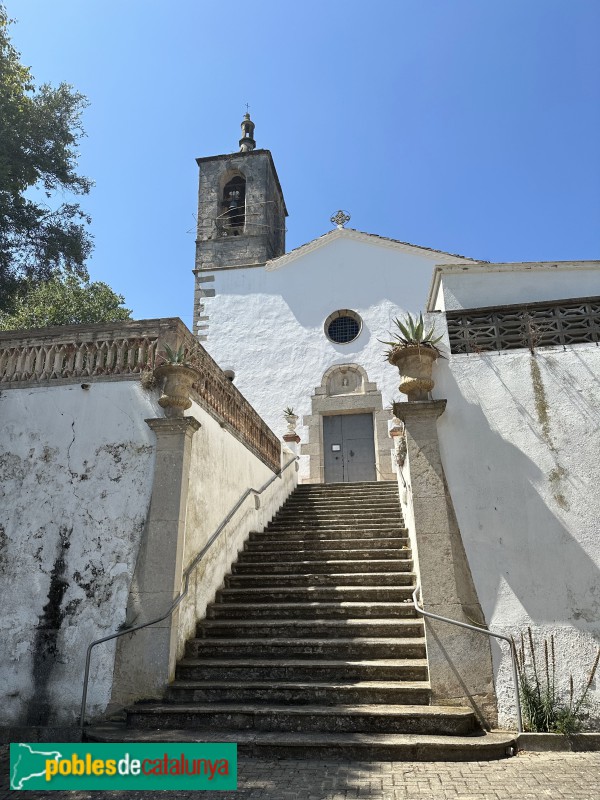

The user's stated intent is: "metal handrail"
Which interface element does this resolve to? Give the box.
[412,584,523,732]
[79,455,299,730]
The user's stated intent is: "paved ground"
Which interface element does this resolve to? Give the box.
[2,746,600,799]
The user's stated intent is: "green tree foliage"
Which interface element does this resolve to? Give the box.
[0,272,131,329]
[0,6,93,311]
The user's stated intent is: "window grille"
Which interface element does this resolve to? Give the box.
[446,296,600,354]
[324,310,362,344]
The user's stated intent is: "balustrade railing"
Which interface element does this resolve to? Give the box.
[0,318,280,472]
[0,336,158,382]
[447,296,600,354]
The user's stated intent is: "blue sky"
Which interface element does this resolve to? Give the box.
[7,0,600,327]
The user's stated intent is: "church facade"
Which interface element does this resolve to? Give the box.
[192,115,600,726]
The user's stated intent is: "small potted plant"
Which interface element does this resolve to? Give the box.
[283,406,298,433]
[154,344,199,416]
[380,313,444,401]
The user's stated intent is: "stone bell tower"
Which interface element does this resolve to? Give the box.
[192,113,288,337]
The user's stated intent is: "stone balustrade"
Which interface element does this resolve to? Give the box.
[446,295,600,354]
[0,317,281,472]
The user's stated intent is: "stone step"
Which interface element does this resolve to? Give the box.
[207,600,418,618]
[286,496,400,506]
[273,509,403,520]
[270,523,405,532]
[275,514,403,523]
[290,495,400,503]
[260,530,407,539]
[197,618,424,639]
[87,725,516,762]
[244,537,409,552]
[224,571,417,589]
[237,548,411,563]
[267,521,404,532]
[286,484,400,496]
[295,480,396,484]
[216,586,415,603]
[176,657,430,683]
[295,482,397,492]
[125,703,476,736]
[164,680,432,706]
[185,637,426,660]
[294,489,399,495]
[224,572,416,588]
[290,500,401,506]
[277,498,401,507]
[277,505,402,516]
[285,493,399,501]
[250,528,408,541]
[232,558,413,574]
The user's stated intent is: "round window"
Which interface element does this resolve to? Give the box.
[324,309,362,344]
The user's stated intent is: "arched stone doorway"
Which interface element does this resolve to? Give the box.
[300,364,395,484]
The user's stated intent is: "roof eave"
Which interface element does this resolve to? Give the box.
[425,259,600,312]
[266,228,481,272]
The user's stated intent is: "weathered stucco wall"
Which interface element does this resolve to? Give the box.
[1,317,287,725]
[0,381,161,725]
[178,400,297,659]
[434,337,600,727]
[1,383,294,724]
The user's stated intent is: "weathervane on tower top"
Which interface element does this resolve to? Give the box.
[330,210,351,229]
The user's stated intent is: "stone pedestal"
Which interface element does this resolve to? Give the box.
[111,416,200,705]
[393,400,498,729]
[283,432,301,457]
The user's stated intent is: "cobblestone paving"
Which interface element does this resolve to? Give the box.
[2,746,599,799]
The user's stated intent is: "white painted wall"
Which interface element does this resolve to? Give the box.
[177,400,297,656]
[433,262,600,312]
[0,381,161,725]
[432,281,600,726]
[202,234,459,481]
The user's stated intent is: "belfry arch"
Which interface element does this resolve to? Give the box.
[301,364,395,484]
[218,171,247,234]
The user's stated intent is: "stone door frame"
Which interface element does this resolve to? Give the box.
[300,364,394,484]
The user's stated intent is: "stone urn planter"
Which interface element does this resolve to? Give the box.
[381,313,443,401]
[154,363,199,417]
[388,345,438,401]
[284,413,299,433]
[283,406,299,434]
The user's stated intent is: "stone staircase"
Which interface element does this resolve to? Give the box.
[90,481,516,759]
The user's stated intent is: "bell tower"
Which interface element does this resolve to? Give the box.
[193,114,288,337]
